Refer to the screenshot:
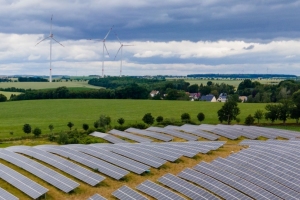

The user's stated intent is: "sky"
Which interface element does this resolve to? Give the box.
[0,0,300,76]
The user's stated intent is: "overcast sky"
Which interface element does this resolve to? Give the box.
[0,0,300,76]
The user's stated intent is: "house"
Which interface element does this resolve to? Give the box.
[239,96,248,102]
[217,93,227,102]
[200,94,217,102]
[189,92,201,100]
[150,90,159,97]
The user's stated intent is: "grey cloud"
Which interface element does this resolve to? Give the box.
[243,45,254,50]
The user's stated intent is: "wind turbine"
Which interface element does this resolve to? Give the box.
[35,15,64,83]
[114,33,133,77]
[101,26,113,78]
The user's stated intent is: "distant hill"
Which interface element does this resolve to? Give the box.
[187,74,297,79]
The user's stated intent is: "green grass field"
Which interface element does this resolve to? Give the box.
[1,99,299,139]
[0,81,102,90]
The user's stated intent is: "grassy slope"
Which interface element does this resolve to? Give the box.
[0,91,22,98]
[0,81,102,90]
[1,99,298,138]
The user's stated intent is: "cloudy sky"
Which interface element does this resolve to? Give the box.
[0,0,300,76]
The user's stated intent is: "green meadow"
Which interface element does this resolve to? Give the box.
[0,81,102,90]
[1,99,298,139]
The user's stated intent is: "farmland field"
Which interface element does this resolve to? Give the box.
[182,78,282,88]
[1,99,299,138]
[0,91,22,98]
[0,81,102,90]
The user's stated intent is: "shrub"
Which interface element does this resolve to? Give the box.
[23,124,31,134]
[33,127,42,137]
[156,116,164,123]
[197,112,205,122]
[244,114,255,125]
[181,113,191,123]
[82,123,89,131]
[142,113,154,125]
[117,118,125,125]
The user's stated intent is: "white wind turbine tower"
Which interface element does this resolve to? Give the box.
[114,33,133,77]
[35,15,64,82]
[101,26,113,78]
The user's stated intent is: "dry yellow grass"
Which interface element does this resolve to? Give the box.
[0,137,244,200]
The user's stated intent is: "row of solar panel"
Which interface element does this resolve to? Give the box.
[0,141,224,199]
[101,140,300,200]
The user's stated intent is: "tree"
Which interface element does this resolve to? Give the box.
[244,115,255,125]
[67,122,74,130]
[278,99,293,124]
[217,101,240,125]
[265,104,279,123]
[181,113,191,123]
[82,123,89,131]
[142,113,154,125]
[33,127,42,137]
[156,116,164,123]
[23,124,31,134]
[197,113,205,122]
[48,124,54,133]
[97,115,111,128]
[254,109,264,124]
[94,121,99,128]
[117,118,125,125]
[0,94,7,102]
[292,90,300,106]
[207,81,213,86]
[290,106,300,124]
[188,84,199,93]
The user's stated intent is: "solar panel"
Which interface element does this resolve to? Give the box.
[87,193,107,200]
[158,173,220,200]
[194,162,277,199]
[0,187,18,200]
[125,128,173,141]
[211,157,300,200]
[90,131,129,143]
[210,128,240,139]
[36,145,129,180]
[94,144,167,168]
[0,163,48,199]
[136,180,186,200]
[146,126,198,141]
[69,144,150,174]
[6,146,105,186]
[145,143,199,157]
[226,153,300,193]
[118,144,180,162]
[0,149,79,193]
[178,168,251,200]
[112,185,148,200]
[109,129,153,143]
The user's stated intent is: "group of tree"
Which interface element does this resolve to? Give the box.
[142,112,205,125]
[237,79,300,103]
[22,124,42,137]
[18,77,48,82]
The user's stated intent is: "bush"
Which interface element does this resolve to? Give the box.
[181,113,191,123]
[0,94,7,102]
[82,123,89,131]
[197,112,205,122]
[142,113,154,125]
[131,123,148,129]
[117,118,125,125]
[156,116,164,123]
[244,114,255,125]
[33,127,42,137]
[23,124,32,134]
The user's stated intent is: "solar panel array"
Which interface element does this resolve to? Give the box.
[69,144,150,174]
[146,126,198,141]
[112,185,148,200]
[158,173,220,200]
[0,163,48,199]
[0,149,79,193]
[136,180,186,200]
[36,145,129,180]
[6,146,105,186]
[0,187,18,200]
[90,131,128,143]
[109,129,153,143]
[125,127,173,141]
[87,194,107,200]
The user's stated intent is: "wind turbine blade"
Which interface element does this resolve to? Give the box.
[35,36,50,46]
[104,43,109,55]
[51,37,64,47]
[103,25,114,40]
[50,14,53,35]
[114,46,122,60]
[114,32,122,44]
